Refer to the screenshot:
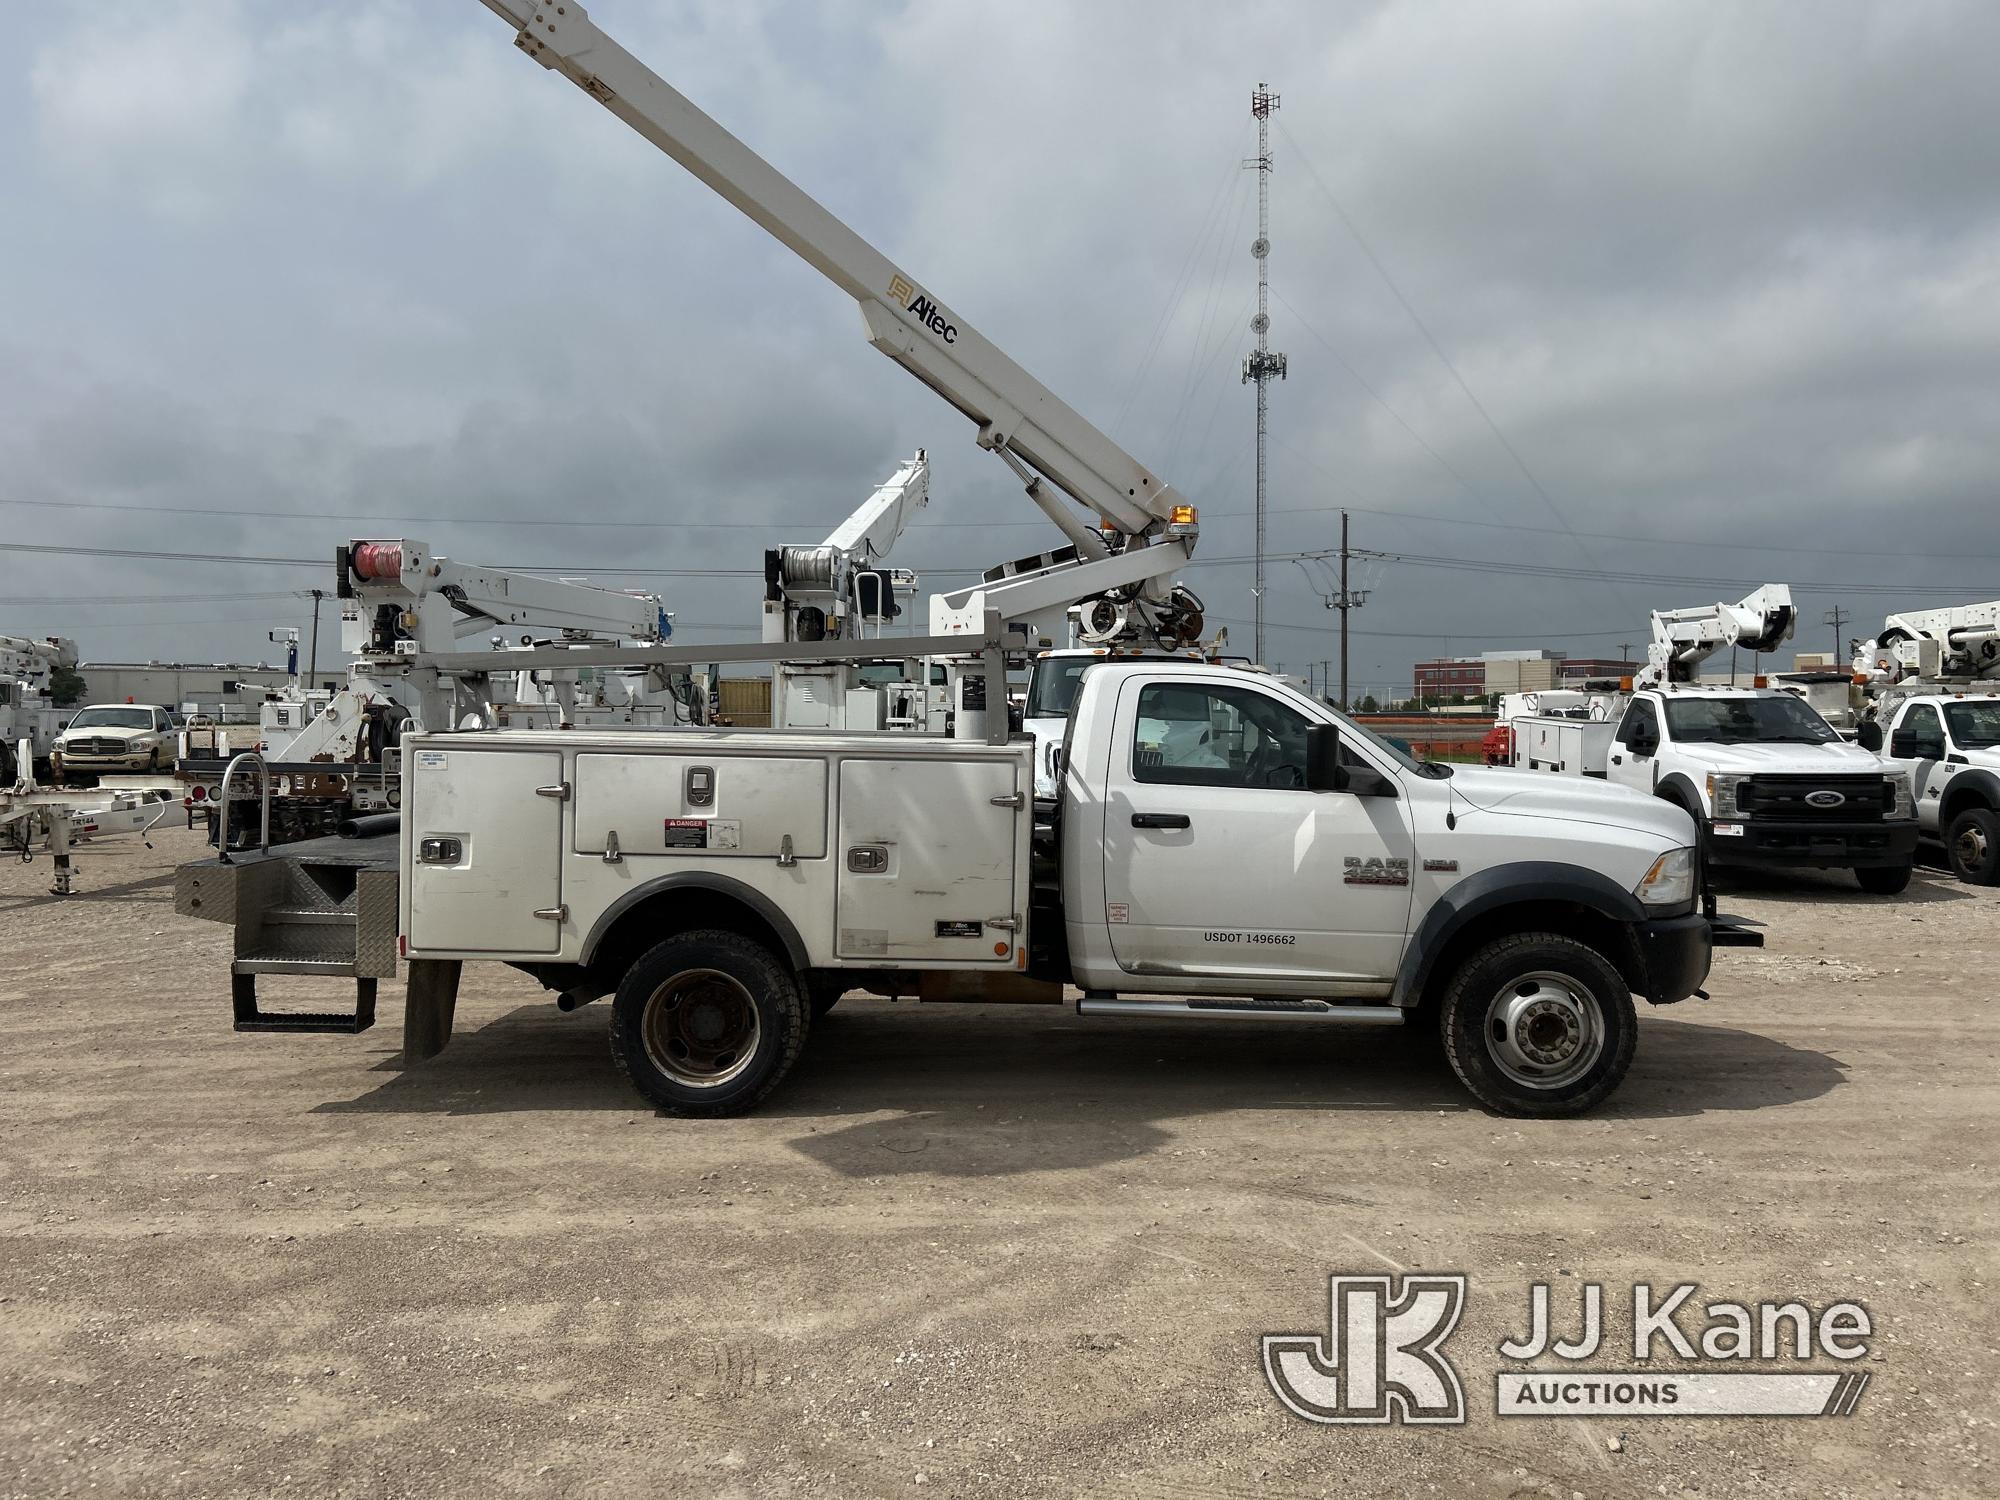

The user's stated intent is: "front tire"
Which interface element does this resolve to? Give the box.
[609,929,808,1117]
[1947,807,2000,885]
[1440,933,1637,1118]
[1854,862,1913,895]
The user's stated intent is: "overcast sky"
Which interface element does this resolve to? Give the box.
[5,0,1998,699]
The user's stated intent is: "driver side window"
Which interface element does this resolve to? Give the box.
[1131,682,1312,790]
[1615,701,1659,748]
[1896,705,1946,759]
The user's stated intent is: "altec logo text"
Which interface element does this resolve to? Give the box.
[1264,1275,1874,1425]
[887,274,958,344]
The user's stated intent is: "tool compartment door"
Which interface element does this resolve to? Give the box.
[405,747,564,954]
[573,753,827,858]
[835,757,1021,962]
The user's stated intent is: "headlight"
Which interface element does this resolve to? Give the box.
[1636,847,1697,907]
[1886,772,1914,820]
[1706,772,1749,819]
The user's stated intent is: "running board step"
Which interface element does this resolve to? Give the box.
[230,969,377,1034]
[1076,996,1403,1023]
[1708,914,1765,949]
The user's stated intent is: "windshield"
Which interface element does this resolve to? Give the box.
[1945,700,2000,747]
[1662,695,1840,745]
[1258,673,1444,777]
[66,707,153,731]
[1024,657,1091,719]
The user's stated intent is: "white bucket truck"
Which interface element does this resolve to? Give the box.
[174,1,1759,1120]
[1851,601,2000,884]
[1503,587,1917,892]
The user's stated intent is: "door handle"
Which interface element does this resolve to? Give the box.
[1610,755,1622,765]
[1131,812,1191,830]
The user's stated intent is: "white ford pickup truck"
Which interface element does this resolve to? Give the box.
[179,660,1758,1119]
[1864,689,2000,884]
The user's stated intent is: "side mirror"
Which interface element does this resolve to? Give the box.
[1856,720,1884,753]
[1627,731,1658,756]
[1306,723,1346,792]
[1889,731,1916,759]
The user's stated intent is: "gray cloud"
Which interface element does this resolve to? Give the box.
[4,0,1997,698]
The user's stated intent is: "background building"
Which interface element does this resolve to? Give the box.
[78,662,309,719]
[1561,656,1641,684]
[1413,648,1568,700]
[1412,656,1484,699]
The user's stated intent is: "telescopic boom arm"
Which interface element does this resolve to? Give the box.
[475,0,1200,639]
[1640,584,1796,687]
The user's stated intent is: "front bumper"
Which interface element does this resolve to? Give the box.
[53,749,156,771]
[1635,912,1716,1005]
[1707,817,1919,870]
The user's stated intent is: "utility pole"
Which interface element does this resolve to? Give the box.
[1823,605,1849,664]
[307,588,325,686]
[1242,83,1286,666]
[1325,509,1368,708]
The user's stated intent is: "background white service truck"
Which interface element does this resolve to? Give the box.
[1850,601,2000,884]
[180,658,1755,1119]
[1504,586,1918,892]
[0,634,80,784]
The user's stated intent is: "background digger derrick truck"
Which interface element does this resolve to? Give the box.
[173,1,1756,1117]
[178,538,704,846]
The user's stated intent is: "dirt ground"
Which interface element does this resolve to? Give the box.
[1,824,1993,1499]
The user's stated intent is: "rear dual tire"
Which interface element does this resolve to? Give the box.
[1440,933,1636,1118]
[609,930,808,1117]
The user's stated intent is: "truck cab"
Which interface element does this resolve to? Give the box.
[1606,686,1917,892]
[1869,691,2000,884]
[1024,646,1220,798]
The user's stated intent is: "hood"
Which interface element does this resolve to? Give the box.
[58,725,154,743]
[1446,765,1696,843]
[1673,741,1885,774]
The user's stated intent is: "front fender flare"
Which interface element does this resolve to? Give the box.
[1939,767,2000,826]
[1392,861,1647,1007]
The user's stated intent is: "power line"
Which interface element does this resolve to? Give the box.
[14,487,2000,567]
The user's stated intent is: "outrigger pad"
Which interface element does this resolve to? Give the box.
[231,972,378,1034]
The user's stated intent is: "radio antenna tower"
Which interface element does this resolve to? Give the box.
[1243,83,1287,665]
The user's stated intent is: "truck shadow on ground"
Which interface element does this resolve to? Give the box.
[316,1003,1844,1176]
[0,870,176,912]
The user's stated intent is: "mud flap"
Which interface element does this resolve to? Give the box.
[403,959,462,1063]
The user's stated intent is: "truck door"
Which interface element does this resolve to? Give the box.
[835,756,1023,963]
[405,746,566,954]
[1607,699,1660,794]
[1889,703,1950,827]
[1100,678,1414,984]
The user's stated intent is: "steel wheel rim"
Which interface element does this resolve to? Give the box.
[1955,822,1989,872]
[641,968,761,1089]
[1484,970,1605,1091]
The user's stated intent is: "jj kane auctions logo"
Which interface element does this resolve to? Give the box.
[1264,1275,1874,1424]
